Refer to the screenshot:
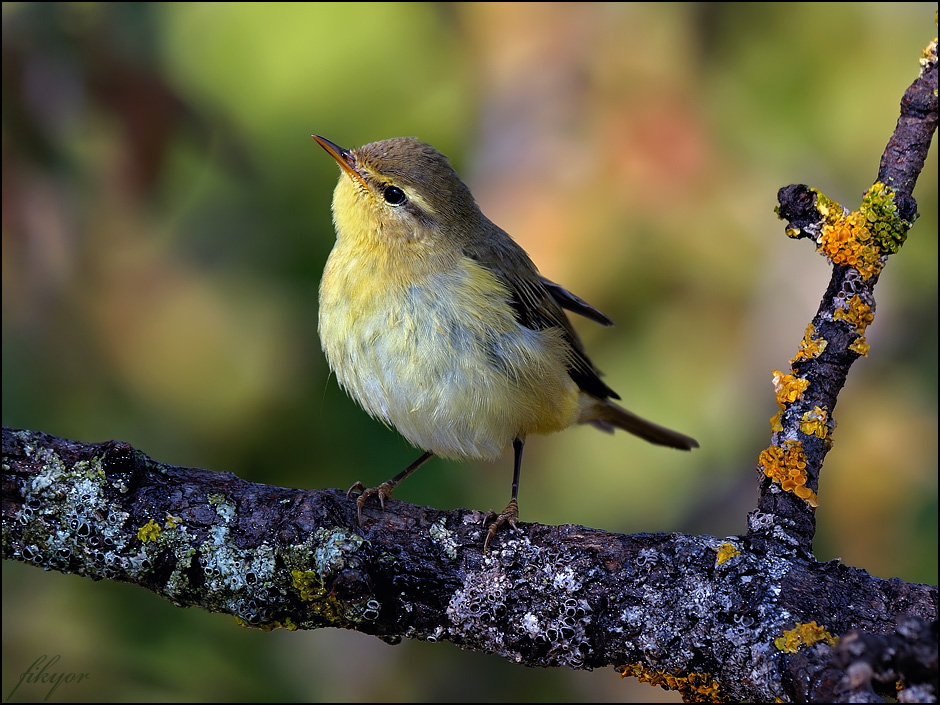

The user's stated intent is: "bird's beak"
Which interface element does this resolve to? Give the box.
[312,135,368,189]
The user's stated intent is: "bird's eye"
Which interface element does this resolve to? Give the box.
[383,185,406,205]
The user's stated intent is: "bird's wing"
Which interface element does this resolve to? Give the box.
[462,232,619,401]
[540,277,614,326]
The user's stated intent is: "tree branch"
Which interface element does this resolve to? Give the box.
[2,425,937,702]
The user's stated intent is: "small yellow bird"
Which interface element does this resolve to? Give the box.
[314,135,698,551]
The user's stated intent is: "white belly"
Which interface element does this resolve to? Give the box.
[318,256,579,460]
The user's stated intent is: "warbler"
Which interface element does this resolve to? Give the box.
[313,135,698,551]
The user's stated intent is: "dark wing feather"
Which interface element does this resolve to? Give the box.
[540,278,614,326]
[462,230,619,401]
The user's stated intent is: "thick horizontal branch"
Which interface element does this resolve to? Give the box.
[3,426,936,702]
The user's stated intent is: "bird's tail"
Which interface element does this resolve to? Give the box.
[580,398,699,450]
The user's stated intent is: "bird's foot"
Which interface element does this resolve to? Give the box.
[483,498,521,553]
[346,481,396,525]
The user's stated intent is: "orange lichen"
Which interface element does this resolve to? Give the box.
[716,543,741,566]
[800,406,829,439]
[758,441,818,507]
[813,183,907,281]
[617,663,729,703]
[790,324,828,364]
[772,370,810,407]
[775,621,838,653]
[770,410,784,432]
[818,209,882,279]
[834,295,874,334]
[831,296,875,357]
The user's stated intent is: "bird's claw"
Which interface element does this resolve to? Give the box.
[482,499,521,553]
[347,481,394,525]
[346,481,366,499]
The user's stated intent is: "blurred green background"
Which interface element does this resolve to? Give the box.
[2,3,936,702]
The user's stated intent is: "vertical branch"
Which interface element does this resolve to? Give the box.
[750,36,938,552]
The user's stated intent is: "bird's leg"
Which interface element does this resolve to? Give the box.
[347,450,434,524]
[483,437,525,553]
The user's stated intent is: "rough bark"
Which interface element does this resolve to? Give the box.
[2,426,937,703]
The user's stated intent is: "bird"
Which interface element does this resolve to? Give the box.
[313,134,698,551]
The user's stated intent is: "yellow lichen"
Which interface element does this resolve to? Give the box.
[291,569,326,602]
[772,370,810,407]
[834,295,874,335]
[814,183,908,281]
[790,324,828,364]
[800,406,829,439]
[860,182,908,255]
[849,337,870,357]
[164,514,181,529]
[716,543,741,566]
[291,569,343,622]
[921,36,936,69]
[770,410,784,432]
[774,621,838,653]
[234,616,299,632]
[617,663,729,703]
[812,189,842,221]
[136,518,162,543]
[758,441,818,508]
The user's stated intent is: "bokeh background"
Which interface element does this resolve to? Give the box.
[2,3,936,702]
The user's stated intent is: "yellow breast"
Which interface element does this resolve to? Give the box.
[318,234,580,461]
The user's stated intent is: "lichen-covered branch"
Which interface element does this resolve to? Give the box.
[2,426,937,703]
[751,33,938,554]
[786,616,939,703]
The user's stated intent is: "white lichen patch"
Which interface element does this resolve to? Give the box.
[447,542,594,668]
[207,493,236,522]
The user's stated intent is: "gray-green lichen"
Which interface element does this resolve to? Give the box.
[429,518,458,560]
[10,446,135,581]
[207,493,236,522]
[447,535,594,668]
[279,527,379,628]
[6,440,372,628]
